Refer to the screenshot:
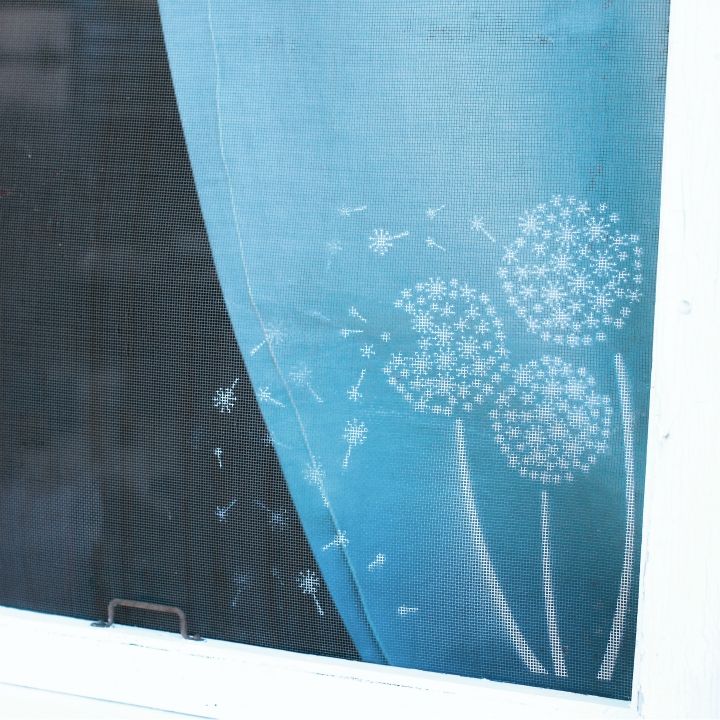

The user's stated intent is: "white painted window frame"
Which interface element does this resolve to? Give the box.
[1,1,718,717]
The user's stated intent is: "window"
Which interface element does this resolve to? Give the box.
[1,1,718,718]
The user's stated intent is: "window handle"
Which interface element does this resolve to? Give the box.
[92,598,203,641]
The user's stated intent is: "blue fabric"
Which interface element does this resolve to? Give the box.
[158,0,669,698]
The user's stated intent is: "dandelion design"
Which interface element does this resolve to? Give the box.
[471,215,496,243]
[288,364,323,403]
[303,457,330,507]
[341,418,367,469]
[213,447,223,469]
[322,530,349,551]
[215,498,237,523]
[338,205,367,216]
[368,228,410,256]
[397,605,419,616]
[384,278,509,417]
[297,569,324,616]
[346,369,366,402]
[368,553,386,572]
[499,196,643,346]
[212,378,238,414]
[258,386,285,408]
[490,356,613,677]
[249,323,286,356]
[426,205,445,220]
[349,306,367,323]
[597,353,636,682]
[254,500,288,531]
[425,237,447,252]
[384,277,546,675]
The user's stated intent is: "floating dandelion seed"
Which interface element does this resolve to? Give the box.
[255,500,288,531]
[322,531,349,551]
[368,553,386,571]
[342,419,367,469]
[347,369,366,402]
[500,197,643,346]
[360,343,375,358]
[397,605,419,616]
[303,458,330,507]
[471,215,496,242]
[250,323,286,356]
[215,498,237,523]
[213,447,223,468]
[212,378,238,414]
[258,386,285,407]
[426,205,445,220]
[288,364,324,403]
[349,306,367,323]
[369,228,409,256]
[383,277,546,675]
[297,569,324,616]
[339,205,367,216]
[426,237,447,251]
[491,355,613,678]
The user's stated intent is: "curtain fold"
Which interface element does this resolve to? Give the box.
[159,0,669,698]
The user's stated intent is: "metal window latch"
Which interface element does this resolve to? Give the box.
[92,598,203,641]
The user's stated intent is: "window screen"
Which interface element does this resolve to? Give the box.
[1,0,671,701]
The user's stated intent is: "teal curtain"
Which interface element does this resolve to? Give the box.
[158,1,669,699]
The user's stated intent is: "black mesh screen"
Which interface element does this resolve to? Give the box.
[0,0,358,659]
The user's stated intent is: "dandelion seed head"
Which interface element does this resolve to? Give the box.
[494,356,613,484]
[386,279,508,416]
[502,197,642,345]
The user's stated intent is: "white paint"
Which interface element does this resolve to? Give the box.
[598,354,636,681]
[455,419,547,675]
[631,0,720,715]
[0,607,635,719]
[541,489,567,678]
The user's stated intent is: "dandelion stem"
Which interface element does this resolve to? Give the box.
[541,489,567,677]
[312,594,324,616]
[455,419,547,675]
[598,354,636,681]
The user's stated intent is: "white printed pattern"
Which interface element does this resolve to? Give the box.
[368,553,385,572]
[598,354,636,681]
[342,419,367,469]
[297,569,324,616]
[288,365,324,403]
[471,215,496,242]
[541,489,567,677]
[499,196,643,346]
[212,378,238,414]
[385,278,509,416]
[303,458,330,508]
[491,356,613,484]
[322,531,349,552]
[455,419,547,674]
[369,228,409,256]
